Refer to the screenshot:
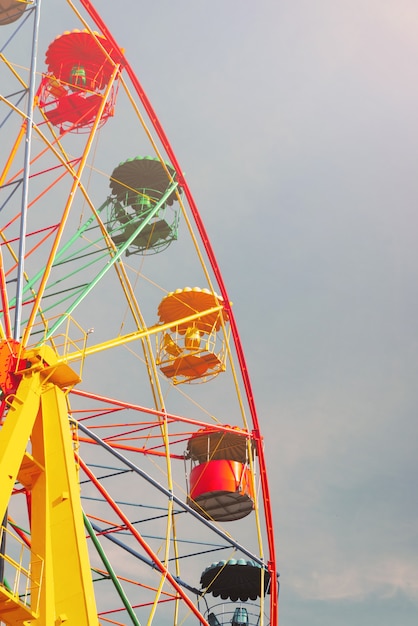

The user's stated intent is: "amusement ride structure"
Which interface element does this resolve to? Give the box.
[0,1,278,624]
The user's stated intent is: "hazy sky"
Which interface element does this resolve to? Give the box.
[113,2,418,625]
[3,2,418,625]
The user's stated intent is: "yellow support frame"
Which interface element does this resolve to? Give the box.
[0,346,99,625]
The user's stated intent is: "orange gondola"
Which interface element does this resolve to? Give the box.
[156,288,229,383]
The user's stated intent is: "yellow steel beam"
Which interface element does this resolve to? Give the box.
[30,383,99,625]
[56,305,225,364]
[0,371,43,522]
[0,349,99,624]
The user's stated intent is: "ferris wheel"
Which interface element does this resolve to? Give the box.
[0,2,278,625]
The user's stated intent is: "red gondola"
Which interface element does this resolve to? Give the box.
[38,29,123,131]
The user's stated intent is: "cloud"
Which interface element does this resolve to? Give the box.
[290,556,418,602]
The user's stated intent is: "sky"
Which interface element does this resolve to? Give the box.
[114,3,418,624]
[2,1,418,625]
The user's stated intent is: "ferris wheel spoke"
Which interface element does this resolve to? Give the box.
[83,512,142,626]
[77,420,266,568]
[79,455,211,626]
